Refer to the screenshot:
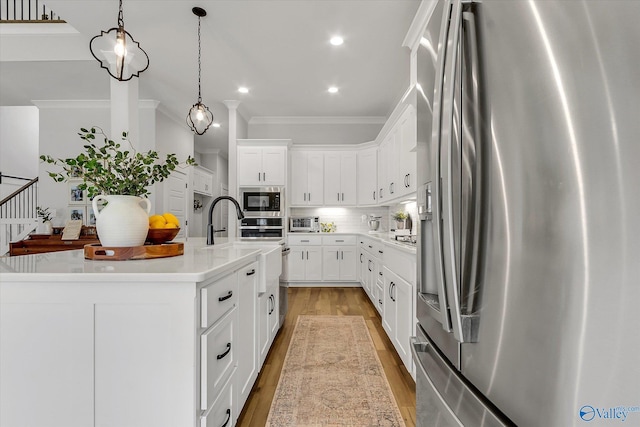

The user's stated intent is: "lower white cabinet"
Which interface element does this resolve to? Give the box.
[236,262,259,412]
[200,308,236,411]
[200,370,235,427]
[382,267,414,372]
[322,245,357,281]
[258,278,280,366]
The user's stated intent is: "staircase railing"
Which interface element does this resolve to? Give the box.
[0,0,63,22]
[0,176,39,256]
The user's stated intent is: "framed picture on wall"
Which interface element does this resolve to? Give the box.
[86,205,97,226]
[68,206,85,223]
[68,180,86,205]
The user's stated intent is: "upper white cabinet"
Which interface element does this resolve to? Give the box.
[238,146,286,187]
[290,151,324,206]
[377,104,417,202]
[357,147,377,205]
[193,167,214,196]
[398,105,417,196]
[324,151,357,206]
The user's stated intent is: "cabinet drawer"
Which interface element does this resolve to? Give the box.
[201,272,238,329]
[385,245,416,284]
[288,235,322,245]
[322,235,356,245]
[200,371,234,427]
[201,310,235,411]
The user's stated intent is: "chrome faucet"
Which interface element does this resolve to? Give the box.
[207,196,245,245]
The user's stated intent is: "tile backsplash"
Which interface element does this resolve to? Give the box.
[290,207,390,233]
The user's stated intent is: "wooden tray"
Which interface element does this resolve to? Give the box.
[84,242,184,261]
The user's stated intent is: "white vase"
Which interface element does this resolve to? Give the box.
[92,195,151,247]
[43,220,53,235]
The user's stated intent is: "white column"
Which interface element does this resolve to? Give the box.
[223,100,240,237]
[110,78,139,148]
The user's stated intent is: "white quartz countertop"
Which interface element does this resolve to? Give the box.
[0,238,272,283]
[288,231,417,254]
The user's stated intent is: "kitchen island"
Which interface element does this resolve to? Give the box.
[0,238,282,427]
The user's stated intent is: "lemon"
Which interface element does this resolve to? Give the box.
[149,214,164,225]
[163,212,180,227]
[149,218,167,229]
[165,222,178,229]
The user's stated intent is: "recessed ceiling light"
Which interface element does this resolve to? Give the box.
[238,87,249,94]
[330,36,344,46]
[328,86,339,94]
[212,122,221,128]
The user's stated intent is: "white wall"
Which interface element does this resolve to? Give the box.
[248,121,382,145]
[0,106,39,198]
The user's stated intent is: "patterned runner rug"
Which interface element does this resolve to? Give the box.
[266,315,406,427]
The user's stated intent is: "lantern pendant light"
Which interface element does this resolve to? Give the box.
[89,0,149,81]
[186,7,214,135]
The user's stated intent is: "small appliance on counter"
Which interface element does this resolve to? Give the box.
[367,215,382,232]
[289,216,319,232]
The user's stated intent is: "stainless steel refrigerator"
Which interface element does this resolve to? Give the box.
[413,1,640,426]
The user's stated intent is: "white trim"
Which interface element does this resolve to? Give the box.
[374,86,414,144]
[237,138,292,148]
[31,99,160,109]
[402,0,439,52]
[290,141,376,152]
[248,116,386,126]
[0,23,78,36]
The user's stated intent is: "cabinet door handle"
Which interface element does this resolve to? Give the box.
[341,250,343,260]
[378,250,383,254]
[368,245,373,249]
[373,191,376,201]
[379,299,383,305]
[220,409,231,427]
[304,193,307,201]
[246,269,256,276]
[379,271,383,276]
[336,250,339,260]
[258,172,261,181]
[342,193,344,201]
[360,253,364,263]
[263,172,266,181]
[368,260,372,272]
[218,291,233,302]
[309,193,311,201]
[307,251,309,260]
[216,343,231,360]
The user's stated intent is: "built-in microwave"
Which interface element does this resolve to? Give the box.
[240,187,284,217]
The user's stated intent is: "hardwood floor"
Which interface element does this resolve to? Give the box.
[237,287,416,427]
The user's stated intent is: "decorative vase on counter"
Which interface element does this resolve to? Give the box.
[396,220,405,230]
[43,220,53,235]
[92,195,151,247]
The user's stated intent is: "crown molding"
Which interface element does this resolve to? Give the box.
[248,116,386,126]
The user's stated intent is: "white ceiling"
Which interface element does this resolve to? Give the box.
[0,1,421,155]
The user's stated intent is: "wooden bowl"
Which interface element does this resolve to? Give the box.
[146,228,180,244]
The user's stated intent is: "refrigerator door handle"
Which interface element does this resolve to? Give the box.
[440,0,465,342]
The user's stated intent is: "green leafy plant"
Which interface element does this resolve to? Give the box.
[392,211,408,221]
[40,126,196,198]
[36,206,53,222]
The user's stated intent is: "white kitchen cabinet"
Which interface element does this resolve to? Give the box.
[398,105,417,196]
[383,267,414,372]
[324,151,357,206]
[238,146,286,186]
[236,262,259,412]
[357,147,378,205]
[377,138,389,202]
[258,277,279,366]
[290,151,324,206]
[193,166,214,196]
[288,246,323,281]
[322,246,357,281]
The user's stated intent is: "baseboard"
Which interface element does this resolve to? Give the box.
[286,282,363,288]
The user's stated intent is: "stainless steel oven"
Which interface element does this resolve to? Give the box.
[239,217,284,240]
[240,187,284,217]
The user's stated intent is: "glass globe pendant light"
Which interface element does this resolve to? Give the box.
[186,7,214,135]
[89,0,149,81]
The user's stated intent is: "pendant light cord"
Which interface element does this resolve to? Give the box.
[117,0,124,27]
[197,15,202,103]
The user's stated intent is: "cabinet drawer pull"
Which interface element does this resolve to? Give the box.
[336,239,344,242]
[216,343,231,360]
[368,245,373,249]
[246,269,256,276]
[218,291,233,302]
[378,250,383,254]
[220,408,231,427]
[379,272,383,276]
